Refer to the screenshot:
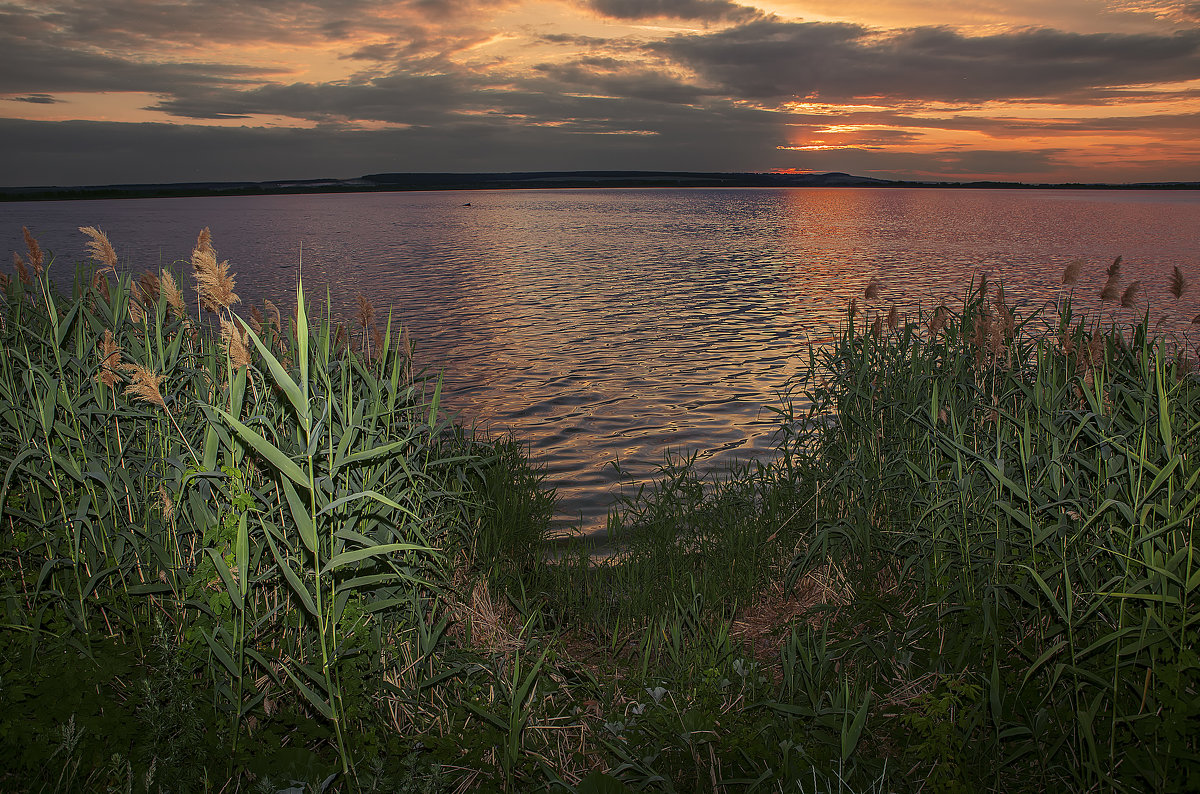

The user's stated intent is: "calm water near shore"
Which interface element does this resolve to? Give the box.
[4,187,1200,535]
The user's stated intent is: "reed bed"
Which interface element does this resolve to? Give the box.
[530,263,1198,792]
[0,228,570,791]
[768,271,1200,792]
[3,229,1196,793]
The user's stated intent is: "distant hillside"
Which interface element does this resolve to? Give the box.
[2,170,1198,201]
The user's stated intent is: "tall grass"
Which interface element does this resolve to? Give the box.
[4,226,1196,792]
[529,265,1198,792]
[1,227,497,784]
[770,273,1200,791]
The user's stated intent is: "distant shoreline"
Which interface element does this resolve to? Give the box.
[3,170,1199,202]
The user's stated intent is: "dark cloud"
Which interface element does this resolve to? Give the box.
[11,0,496,49]
[532,59,713,104]
[0,14,283,95]
[145,73,478,122]
[6,94,60,104]
[658,20,1200,102]
[583,0,758,22]
[0,113,784,186]
[0,0,508,97]
[4,1,1200,185]
[1165,1,1200,22]
[143,56,731,129]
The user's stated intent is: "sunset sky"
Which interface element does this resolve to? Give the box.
[3,0,1200,186]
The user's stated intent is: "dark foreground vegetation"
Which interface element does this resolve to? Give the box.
[1,229,1197,792]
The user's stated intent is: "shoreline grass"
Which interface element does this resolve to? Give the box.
[2,228,1197,792]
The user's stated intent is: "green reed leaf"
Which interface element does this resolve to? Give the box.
[281,663,333,721]
[296,278,309,407]
[212,406,308,488]
[203,547,244,612]
[281,476,317,554]
[201,626,240,678]
[262,527,318,618]
[236,317,308,425]
[316,490,419,522]
[320,541,432,576]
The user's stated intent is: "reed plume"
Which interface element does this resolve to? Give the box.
[971,310,992,367]
[248,302,265,334]
[195,227,214,259]
[1170,265,1186,299]
[220,317,252,370]
[97,329,121,389]
[137,272,160,305]
[22,227,44,275]
[12,252,30,286]
[1058,327,1075,356]
[122,364,166,409]
[127,288,146,324]
[927,305,949,337]
[158,484,175,522]
[1100,276,1121,303]
[1106,256,1122,281]
[192,228,238,313]
[264,300,282,335]
[93,271,111,302]
[1062,259,1083,286]
[997,300,1015,339]
[80,226,118,270]
[159,269,186,319]
[355,294,376,330]
[886,305,899,331]
[121,361,199,462]
[864,277,881,300]
[1120,281,1142,309]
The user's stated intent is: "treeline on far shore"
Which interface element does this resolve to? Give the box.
[4,170,1200,202]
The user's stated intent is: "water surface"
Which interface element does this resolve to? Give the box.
[5,188,1199,534]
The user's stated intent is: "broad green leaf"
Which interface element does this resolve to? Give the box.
[236,317,308,425]
[281,476,317,554]
[263,529,318,618]
[339,437,414,468]
[320,541,432,575]
[841,689,871,761]
[281,663,333,721]
[235,511,249,599]
[204,547,244,612]
[212,406,308,488]
[317,490,419,522]
[296,277,309,406]
[201,627,240,677]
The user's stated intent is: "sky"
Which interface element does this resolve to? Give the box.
[3,0,1200,185]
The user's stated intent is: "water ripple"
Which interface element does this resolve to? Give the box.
[5,187,1200,536]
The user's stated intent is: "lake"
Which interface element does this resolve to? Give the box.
[4,187,1200,535]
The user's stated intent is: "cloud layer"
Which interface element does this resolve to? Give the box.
[2,0,1199,184]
